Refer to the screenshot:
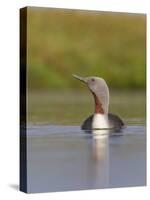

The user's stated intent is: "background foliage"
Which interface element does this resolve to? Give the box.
[27,7,146,90]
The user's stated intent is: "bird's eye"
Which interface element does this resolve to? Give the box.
[91,78,95,82]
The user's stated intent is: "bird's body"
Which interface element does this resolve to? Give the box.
[81,113,124,132]
[73,74,124,132]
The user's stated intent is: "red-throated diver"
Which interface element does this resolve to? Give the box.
[73,74,124,132]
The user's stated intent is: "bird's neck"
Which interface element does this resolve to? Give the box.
[92,92,104,114]
[91,92,110,129]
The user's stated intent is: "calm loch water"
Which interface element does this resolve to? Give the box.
[26,91,146,193]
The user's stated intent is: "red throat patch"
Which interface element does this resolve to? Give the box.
[92,92,104,114]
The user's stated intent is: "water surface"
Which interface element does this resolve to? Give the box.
[26,124,146,193]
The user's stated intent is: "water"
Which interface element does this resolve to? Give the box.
[26,125,146,193]
[26,91,146,193]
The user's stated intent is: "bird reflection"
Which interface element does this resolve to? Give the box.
[92,129,110,162]
[90,129,111,187]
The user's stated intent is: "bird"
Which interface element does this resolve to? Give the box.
[72,74,124,132]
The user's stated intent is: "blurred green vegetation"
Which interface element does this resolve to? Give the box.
[27,7,146,90]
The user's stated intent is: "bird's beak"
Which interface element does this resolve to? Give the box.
[72,74,87,84]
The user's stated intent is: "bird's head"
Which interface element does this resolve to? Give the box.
[72,74,109,114]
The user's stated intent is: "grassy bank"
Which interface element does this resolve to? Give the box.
[26,7,146,90]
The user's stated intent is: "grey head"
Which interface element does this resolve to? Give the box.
[72,74,109,114]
